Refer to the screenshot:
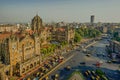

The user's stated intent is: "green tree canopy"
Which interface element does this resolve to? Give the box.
[75,27,101,38]
[74,31,82,43]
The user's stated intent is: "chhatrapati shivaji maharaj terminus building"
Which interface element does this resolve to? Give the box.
[0,15,75,80]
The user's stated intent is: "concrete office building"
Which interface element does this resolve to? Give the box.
[90,15,95,24]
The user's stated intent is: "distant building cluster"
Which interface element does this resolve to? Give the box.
[0,15,75,80]
[108,40,120,60]
[0,24,19,33]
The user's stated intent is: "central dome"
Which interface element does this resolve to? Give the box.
[31,14,43,32]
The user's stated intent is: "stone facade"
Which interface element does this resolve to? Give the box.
[0,24,19,33]
[0,32,41,77]
[31,14,42,33]
[109,40,120,53]
[0,15,42,78]
[0,15,75,79]
[51,26,75,44]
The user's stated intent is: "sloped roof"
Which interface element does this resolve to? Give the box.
[25,29,34,35]
[57,27,65,32]
[0,32,11,40]
[0,30,34,41]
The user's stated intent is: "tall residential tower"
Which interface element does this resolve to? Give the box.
[90,15,95,24]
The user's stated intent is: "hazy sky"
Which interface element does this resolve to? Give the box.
[0,0,120,23]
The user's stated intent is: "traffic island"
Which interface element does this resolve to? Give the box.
[66,70,85,80]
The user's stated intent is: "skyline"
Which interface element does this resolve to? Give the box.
[0,0,120,23]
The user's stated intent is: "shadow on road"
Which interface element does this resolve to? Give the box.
[58,65,120,80]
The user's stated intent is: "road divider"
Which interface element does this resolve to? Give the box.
[85,41,98,49]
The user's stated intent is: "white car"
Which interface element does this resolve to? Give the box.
[99,60,103,64]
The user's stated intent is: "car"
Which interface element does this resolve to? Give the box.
[54,74,59,79]
[84,71,88,76]
[96,75,100,79]
[51,74,59,80]
[80,62,86,65]
[40,72,44,77]
[44,64,51,69]
[91,45,94,47]
[91,71,96,76]
[39,67,45,72]
[111,59,117,63]
[43,76,49,80]
[91,76,95,80]
[107,60,112,63]
[27,78,31,80]
[86,54,91,57]
[83,49,86,52]
[76,49,80,51]
[87,70,91,75]
[99,60,103,64]
[65,66,71,70]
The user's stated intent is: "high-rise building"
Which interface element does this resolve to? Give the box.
[90,15,95,24]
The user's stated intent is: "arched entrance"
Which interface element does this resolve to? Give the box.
[26,66,29,71]
[30,64,33,69]
[34,62,37,66]
[37,61,40,64]
[22,68,25,73]
[15,63,20,76]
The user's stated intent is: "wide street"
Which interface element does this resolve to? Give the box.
[47,39,120,80]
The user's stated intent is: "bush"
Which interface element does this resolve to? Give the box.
[96,69,104,76]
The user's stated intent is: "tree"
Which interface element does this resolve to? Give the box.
[84,28,89,37]
[74,31,82,43]
[76,29,84,37]
[113,32,118,38]
[96,69,104,76]
[60,41,68,47]
[112,31,120,42]
[116,37,120,42]
[41,48,47,54]
[76,27,101,38]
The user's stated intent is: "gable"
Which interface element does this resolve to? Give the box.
[19,35,34,45]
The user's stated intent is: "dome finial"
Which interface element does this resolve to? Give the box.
[36,14,38,16]
[36,11,38,16]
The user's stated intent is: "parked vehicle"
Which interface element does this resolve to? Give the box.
[86,54,91,57]
[80,62,86,65]
[43,76,49,80]
[65,66,71,70]
[106,60,112,63]
[55,74,59,78]
[91,76,95,80]
[111,59,117,63]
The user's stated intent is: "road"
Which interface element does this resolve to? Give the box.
[87,39,119,70]
[48,39,120,80]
